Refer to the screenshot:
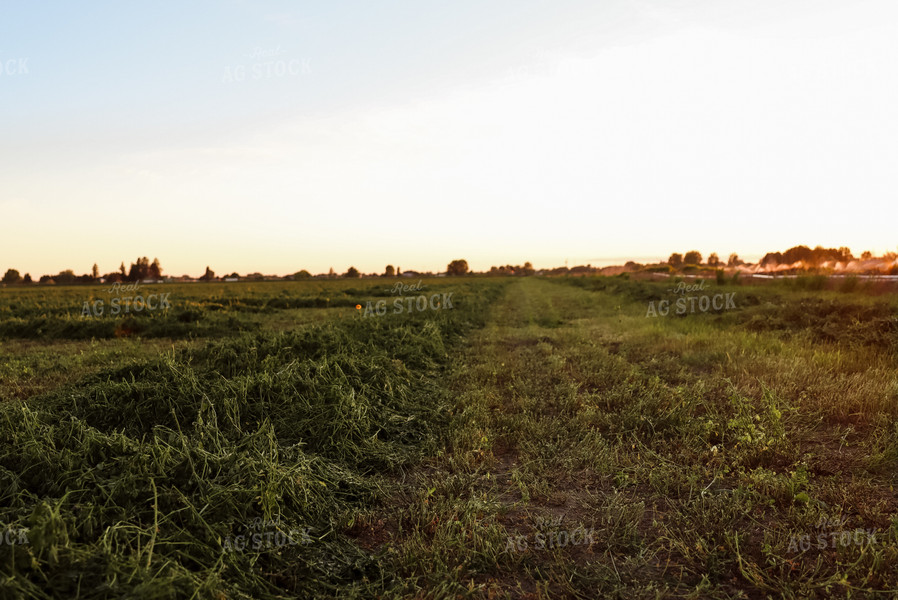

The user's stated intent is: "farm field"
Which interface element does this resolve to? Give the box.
[1,276,897,598]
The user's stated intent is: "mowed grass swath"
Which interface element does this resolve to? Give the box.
[0,278,507,598]
[1,275,898,598]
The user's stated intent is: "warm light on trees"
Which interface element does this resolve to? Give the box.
[447,259,469,276]
[2,269,22,284]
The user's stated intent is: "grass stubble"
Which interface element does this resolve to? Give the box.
[366,277,898,599]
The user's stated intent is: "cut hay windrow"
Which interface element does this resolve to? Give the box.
[0,282,507,599]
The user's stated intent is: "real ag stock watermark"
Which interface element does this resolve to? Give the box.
[787,516,880,553]
[645,279,737,318]
[0,57,29,77]
[0,526,29,546]
[357,279,454,317]
[221,516,311,553]
[81,281,171,318]
[222,45,311,83]
[390,279,426,296]
[505,516,595,553]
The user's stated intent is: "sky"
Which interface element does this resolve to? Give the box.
[2,0,897,277]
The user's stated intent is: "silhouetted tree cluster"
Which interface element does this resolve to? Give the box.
[199,266,216,281]
[125,257,162,282]
[2,269,21,284]
[668,251,737,268]
[54,270,78,284]
[447,259,470,276]
[486,261,534,276]
[760,245,853,268]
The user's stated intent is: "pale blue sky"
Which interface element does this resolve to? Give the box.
[2,0,897,277]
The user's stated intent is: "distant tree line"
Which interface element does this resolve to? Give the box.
[487,262,534,276]
[759,245,853,268]
[658,245,895,273]
[4,246,896,286]
[1,257,163,285]
[666,251,738,267]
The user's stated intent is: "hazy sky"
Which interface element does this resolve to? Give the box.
[2,0,896,277]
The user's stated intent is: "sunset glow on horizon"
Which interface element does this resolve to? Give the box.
[2,0,896,278]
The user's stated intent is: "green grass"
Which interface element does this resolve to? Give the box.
[0,279,507,598]
[1,276,896,598]
[357,278,897,598]
[0,279,476,341]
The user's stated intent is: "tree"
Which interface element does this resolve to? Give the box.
[23,273,32,284]
[200,266,215,281]
[127,257,150,282]
[707,253,720,267]
[668,253,683,268]
[861,251,873,260]
[782,245,812,265]
[119,262,126,277]
[384,265,395,277]
[727,253,743,267]
[522,261,535,276]
[2,269,21,284]
[811,246,827,266]
[683,251,702,265]
[344,266,360,278]
[293,270,311,279]
[149,258,162,280]
[91,264,99,280]
[328,267,335,278]
[55,269,76,284]
[760,252,783,267]
[447,259,469,276]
